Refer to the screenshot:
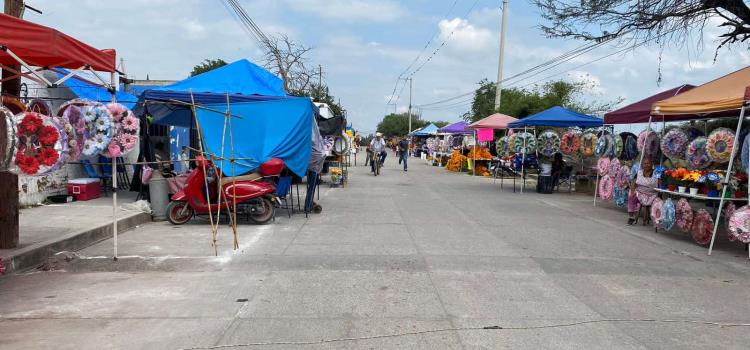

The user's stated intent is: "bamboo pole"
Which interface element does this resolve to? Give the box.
[189,91,219,256]
[226,93,239,250]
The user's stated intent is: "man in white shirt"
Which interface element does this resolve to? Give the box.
[369,132,387,173]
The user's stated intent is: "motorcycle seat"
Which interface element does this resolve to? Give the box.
[220,172,261,186]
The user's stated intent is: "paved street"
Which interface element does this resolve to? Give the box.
[2,152,750,349]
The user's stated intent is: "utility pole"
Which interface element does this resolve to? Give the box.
[1,0,24,249]
[493,0,508,112]
[407,77,413,151]
[318,64,322,99]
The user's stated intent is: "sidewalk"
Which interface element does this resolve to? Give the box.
[0,191,150,275]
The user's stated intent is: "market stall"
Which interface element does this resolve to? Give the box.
[437,121,472,170]
[468,113,518,178]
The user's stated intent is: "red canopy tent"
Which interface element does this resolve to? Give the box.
[0,13,116,87]
[468,113,518,129]
[603,85,695,124]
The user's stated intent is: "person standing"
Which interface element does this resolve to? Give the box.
[398,137,409,171]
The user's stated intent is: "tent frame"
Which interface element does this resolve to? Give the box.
[0,47,114,90]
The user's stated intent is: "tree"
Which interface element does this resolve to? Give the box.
[432,121,451,128]
[533,0,750,58]
[376,113,428,137]
[262,34,315,93]
[190,59,227,77]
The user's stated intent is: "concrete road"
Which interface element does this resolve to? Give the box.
[2,152,750,349]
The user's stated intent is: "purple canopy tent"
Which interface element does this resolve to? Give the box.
[604,84,695,124]
[438,121,471,134]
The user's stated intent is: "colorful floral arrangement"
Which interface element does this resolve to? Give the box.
[446,150,467,172]
[536,130,560,158]
[650,198,664,229]
[615,165,630,188]
[597,156,610,175]
[80,104,113,156]
[580,132,598,157]
[13,112,63,175]
[560,131,580,155]
[662,198,676,230]
[495,136,510,156]
[513,132,536,154]
[467,145,492,160]
[608,157,621,178]
[642,131,660,160]
[742,132,750,173]
[724,202,736,237]
[613,186,627,207]
[1,107,16,170]
[56,99,88,161]
[595,133,614,158]
[102,103,139,158]
[28,99,51,116]
[614,135,623,158]
[728,206,750,243]
[685,137,711,169]
[598,174,614,200]
[706,127,734,164]
[675,198,693,232]
[691,209,714,245]
[660,128,690,160]
[620,132,639,161]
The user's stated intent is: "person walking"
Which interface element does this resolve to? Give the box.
[398,137,409,171]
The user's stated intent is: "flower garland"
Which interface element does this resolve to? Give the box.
[495,136,510,156]
[580,132,597,157]
[675,198,693,232]
[13,112,63,176]
[661,198,676,231]
[615,165,630,188]
[560,131,579,155]
[620,132,639,161]
[691,209,714,245]
[1,107,16,171]
[650,198,664,229]
[685,137,712,169]
[728,205,750,243]
[598,174,614,200]
[513,132,536,154]
[742,132,750,173]
[536,130,560,157]
[102,103,139,157]
[608,157,621,177]
[660,128,690,160]
[597,156,610,175]
[706,127,734,164]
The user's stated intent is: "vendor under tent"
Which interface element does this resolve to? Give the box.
[414,123,438,136]
[604,85,695,124]
[650,66,750,257]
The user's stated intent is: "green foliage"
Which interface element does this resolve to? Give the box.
[190,59,228,77]
[376,113,428,137]
[432,121,450,128]
[466,78,623,122]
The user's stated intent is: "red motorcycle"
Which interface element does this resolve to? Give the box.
[166,157,283,225]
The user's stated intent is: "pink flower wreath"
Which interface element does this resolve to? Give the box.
[598,174,614,200]
[675,198,693,232]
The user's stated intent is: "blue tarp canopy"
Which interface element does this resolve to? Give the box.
[195,97,314,177]
[507,106,603,128]
[414,123,438,136]
[55,69,138,108]
[133,59,287,127]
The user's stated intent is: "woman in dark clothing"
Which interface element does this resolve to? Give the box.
[551,152,564,188]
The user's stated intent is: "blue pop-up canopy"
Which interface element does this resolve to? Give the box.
[133,59,287,127]
[507,106,602,128]
[195,97,314,177]
[414,123,438,136]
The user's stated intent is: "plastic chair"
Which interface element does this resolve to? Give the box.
[81,159,110,197]
[275,176,293,219]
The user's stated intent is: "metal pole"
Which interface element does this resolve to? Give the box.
[520,127,527,193]
[110,72,118,261]
[407,77,413,153]
[493,0,509,111]
[708,105,746,255]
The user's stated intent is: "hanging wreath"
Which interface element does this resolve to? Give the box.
[643,131,660,160]
[675,198,693,232]
[102,103,139,158]
[12,112,64,176]
[332,136,349,155]
[629,163,640,181]
[80,104,114,156]
[651,198,664,229]
[597,156,610,175]
[615,164,630,188]
[1,95,26,115]
[536,130,560,157]
[724,202,737,241]
[620,132,639,161]
[685,137,712,169]
[323,136,335,155]
[1,107,16,171]
[613,186,627,207]
[27,99,52,116]
[614,134,623,158]
[662,198,676,231]
[660,128,690,160]
[495,136,510,156]
[691,209,714,245]
[580,132,598,157]
[706,127,735,164]
[608,157,621,177]
[598,174,614,200]
[560,131,580,155]
[728,205,750,243]
[742,133,750,173]
[513,132,536,154]
[595,134,610,157]
[637,129,651,151]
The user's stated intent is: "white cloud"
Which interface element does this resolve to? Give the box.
[285,0,405,22]
[439,18,494,52]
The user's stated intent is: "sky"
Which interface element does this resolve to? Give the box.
[23,0,750,134]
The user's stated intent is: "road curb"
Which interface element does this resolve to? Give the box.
[0,211,151,275]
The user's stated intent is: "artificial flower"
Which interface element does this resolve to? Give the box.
[107,103,127,122]
[38,125,59,145]
[39,147,59,166]
[120,133,137,150]
[82,106,97,122]
[19,114,43,134]
[122,115,138,132]
[95,115,111,132]
[18,154,39,175]
[107,141,122,157]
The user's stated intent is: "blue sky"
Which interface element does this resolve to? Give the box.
[26,0,750,133]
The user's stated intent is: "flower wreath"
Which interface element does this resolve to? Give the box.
[675,198,693,232]
[56,99,91,161]
[661,198,676,231]
[728,205,750,244]
[642,131,660,160]
[536,130,560,157]
[597,156,610,175]
[80,104,114,156]
[615,164,630,188]
[12,112,63,176]
[513,132,536,154]
[742,133,750,173]
[102,103,139,158]
[28,99,52,116]
[685,137,712,169]
[620,132,639,161]
[613,186,627,207]
[1,107,16,171]
[506,134,516,153]
[706,127,734,164]
[580,132,598,157]
[660,128,690,160]
[650,198,664,229]
[560,131,580,155]
[495,136,510,156]
[608,157,621,177]
[323,136,335,155]
[1,95,26,115]
[614,134,623,158]
[595,133,610,157]
[691,209,714,245]
[598,174,614,200]
[629,162,640,181]
[724,202,736,231]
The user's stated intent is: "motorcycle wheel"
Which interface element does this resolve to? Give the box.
[167,201,194,225]
[248,197,274,224]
